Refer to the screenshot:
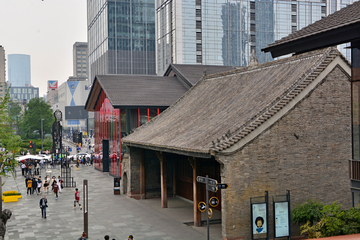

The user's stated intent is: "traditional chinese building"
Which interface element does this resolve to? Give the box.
[123,47,352,239]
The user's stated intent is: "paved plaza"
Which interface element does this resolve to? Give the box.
[2,164,222,240]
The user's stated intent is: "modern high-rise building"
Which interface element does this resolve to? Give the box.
[7,54,31,87]
[155,0,355,74]
[0,46,7,99]
[9,86,39,103]
[73,42,88,78]
[87,0,156,83]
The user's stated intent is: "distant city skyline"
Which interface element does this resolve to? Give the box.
[0,0,87,97]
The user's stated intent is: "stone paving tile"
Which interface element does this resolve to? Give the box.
[2,164,221,240]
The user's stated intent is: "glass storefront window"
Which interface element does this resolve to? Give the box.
[94,94,161,176]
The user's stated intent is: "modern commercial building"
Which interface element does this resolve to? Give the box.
[7,54,31,87]
[52,76,91,136]
[9,86,39,103]
[45,80,59,106]
[73,42,88,78]
[0,46,7,99]
[87,0,156,83]
[155,0,355,75]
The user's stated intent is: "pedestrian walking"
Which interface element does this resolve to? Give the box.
[21,162,26,176]
[104,235,109,240]
[32,176,37,195]
[36,162,40,175]
[78,232,87,240]
[27,178,32,195]
[128,235,133,240]
[39,195,48,218]
[43,180,49,193]
[37,177,42,195]
[74,188,82,210]
[57,176,63,193]
[28,164,32,175]
[52,180,59,200]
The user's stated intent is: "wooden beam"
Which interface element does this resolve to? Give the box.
[159,152,168,208]
[192,157,201,227]
[140,149,145,200]
[173,161,177,197]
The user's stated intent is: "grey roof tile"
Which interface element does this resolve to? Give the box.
[123,48,346,154]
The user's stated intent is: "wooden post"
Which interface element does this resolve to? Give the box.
[192,158,201,227]
[140,149,145,199]
[160,152,167,208]
[173,161,176,197]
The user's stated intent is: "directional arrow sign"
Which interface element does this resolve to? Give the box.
[216,183,229,190]
[197,176,218,187]
[207,185,218,193]
[198,202,206,212]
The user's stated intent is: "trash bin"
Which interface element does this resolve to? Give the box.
[114,177,120,195]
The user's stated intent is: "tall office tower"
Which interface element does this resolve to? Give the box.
[0,46,7,99]
[8,54,31,87]
[87,0,156,83]
[155,0,355,74]
[73,42,89,78]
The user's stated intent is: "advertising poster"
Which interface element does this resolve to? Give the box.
[252,203,267,235]
[275,202,289,237]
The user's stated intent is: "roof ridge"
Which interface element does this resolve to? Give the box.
[204,48,331,81]
[210,48,339,152]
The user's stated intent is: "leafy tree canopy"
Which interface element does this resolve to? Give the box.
[7,100,21,120]
[18,98,53,139]
[0,88,20,176]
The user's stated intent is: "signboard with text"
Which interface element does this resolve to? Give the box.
[252,203,267,235]
[251,191,269,240]
[274,202,289,237]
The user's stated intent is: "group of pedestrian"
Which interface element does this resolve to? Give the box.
[79,234,133,240]
[21,160,43,176]
[26,175,42,195]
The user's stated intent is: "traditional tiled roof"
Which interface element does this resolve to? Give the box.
[262,1,360,56]
[165,64,237,87]
[122,48,349,156]
[85,75,189,110]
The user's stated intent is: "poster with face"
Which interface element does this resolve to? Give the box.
[275,202,289,237]
[252,203,267,235]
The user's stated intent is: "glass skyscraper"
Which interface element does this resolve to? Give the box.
[87,0,156,83]
[8,54,31,87]
[156,0,355,74]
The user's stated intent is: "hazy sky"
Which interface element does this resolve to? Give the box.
[0,0,87,97]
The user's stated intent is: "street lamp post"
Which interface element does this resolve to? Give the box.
[41,118,45,154]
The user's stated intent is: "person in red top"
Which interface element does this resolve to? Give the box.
[74,188,82,210]
[52,181,59,200]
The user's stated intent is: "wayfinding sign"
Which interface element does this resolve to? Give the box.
[198,202,206,212]
[197,176,217,186]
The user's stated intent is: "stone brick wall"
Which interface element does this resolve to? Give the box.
[219,66,352,240]
[128,147,141,198]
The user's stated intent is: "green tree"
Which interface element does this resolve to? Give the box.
[7,100,21,120]
[0,89,21,155]
[0,88,21,238]
[7,99,22,135]
[18,98,53,139]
